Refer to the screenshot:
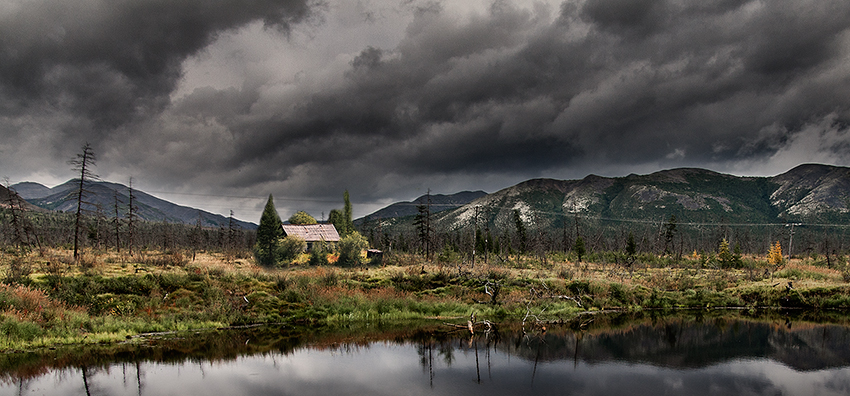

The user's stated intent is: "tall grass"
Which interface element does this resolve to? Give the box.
[1,247,850,349]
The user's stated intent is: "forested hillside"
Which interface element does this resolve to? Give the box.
[360,164,850,257]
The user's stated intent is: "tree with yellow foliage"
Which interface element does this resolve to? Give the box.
[767,241,783,269]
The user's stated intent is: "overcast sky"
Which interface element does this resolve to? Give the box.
[2,0,850,223]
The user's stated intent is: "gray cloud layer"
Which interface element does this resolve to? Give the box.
[2,0,850,220]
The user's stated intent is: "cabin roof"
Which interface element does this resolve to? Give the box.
[281,224,340,242]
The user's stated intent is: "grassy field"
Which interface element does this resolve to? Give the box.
[1,247,850,350]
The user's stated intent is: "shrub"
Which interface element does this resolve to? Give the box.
[438,245,461,264]
[309,241,329,266]
[278,236,306,265]
[337,232,368,267]
[318,268,339,287]
[254,244,276,267]
[557,266,574,280]
[142,251,188,267]
[5,255,32,283]
[717,239,742,269]
[0,318,42,341]
[288,211,317,225]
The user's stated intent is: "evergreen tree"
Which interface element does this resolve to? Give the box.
[513,210,528,254]
[328,209,344,230]
[254,194,283,267]
[342,190,354,236]
[414,203,432,259]
[664,214,677,255]
[717,238,741,268]
[328,190,355,236]
[574,235,586,263]
[625,232,637,269]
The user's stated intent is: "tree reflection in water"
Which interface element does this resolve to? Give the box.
[3,312,850,395]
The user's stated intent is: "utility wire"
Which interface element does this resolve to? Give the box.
[416,202,850,228]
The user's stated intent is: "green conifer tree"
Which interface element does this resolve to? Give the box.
[574,235,586,263]
[328,191,355,237]
[513,210,528,254]
[254,194,283,267]
[625,232,637,269]
[342,190,354,236]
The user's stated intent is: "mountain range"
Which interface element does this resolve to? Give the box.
[7,163,849,237]
[356,191,488,224]
[360,164,850,235]
[1,184,48,213]
[10,180,257,230]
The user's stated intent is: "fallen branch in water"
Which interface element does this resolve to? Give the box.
[529,285,584,309]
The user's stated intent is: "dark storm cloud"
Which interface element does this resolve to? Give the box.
[0,0,313,134]
[219,0,850,194]
[4,0,850,220]
[581,0,670,37]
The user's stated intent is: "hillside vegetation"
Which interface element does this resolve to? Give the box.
[361,164,850,258]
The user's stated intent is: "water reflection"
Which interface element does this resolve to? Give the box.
[3,313,850,396]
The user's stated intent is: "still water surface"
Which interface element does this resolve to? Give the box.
[3,313,850,395]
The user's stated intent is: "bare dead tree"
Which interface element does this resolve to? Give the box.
[4,181,26,247]
[472,204,479,269]
[113,190,122,253]
[226,210,239,261]
[533,212,547,265]
[68,143,98,261]
[92,203,105,250]
[2,180,38,250]
[127,177,137,256]
[191,210,203,261]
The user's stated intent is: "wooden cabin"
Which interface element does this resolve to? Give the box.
[281,224,340,251]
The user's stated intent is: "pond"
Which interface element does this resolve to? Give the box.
[3,311,850,396]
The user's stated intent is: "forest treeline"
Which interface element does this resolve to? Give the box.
[359,208,850,268]
[2,144,849,267]
[0,207,254,257]
[3,193,850,269]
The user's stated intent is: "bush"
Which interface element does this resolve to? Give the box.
[337,232,368,267]
[278,236,306,264]
[5,255,32,283]
[254,244,276,267]
[288,211,317,225]
[142,251,188,267]
[309,241,329,266]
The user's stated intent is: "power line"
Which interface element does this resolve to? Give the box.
[143,190,343,204]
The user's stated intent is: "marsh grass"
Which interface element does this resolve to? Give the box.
[1,248,850,349]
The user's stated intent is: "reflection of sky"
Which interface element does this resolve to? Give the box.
[5,342,850,396]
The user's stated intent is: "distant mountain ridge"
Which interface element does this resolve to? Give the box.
[12,180,257,230]
[365,164,850,235]
[356,191,488,224]
[0,184,48,213]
